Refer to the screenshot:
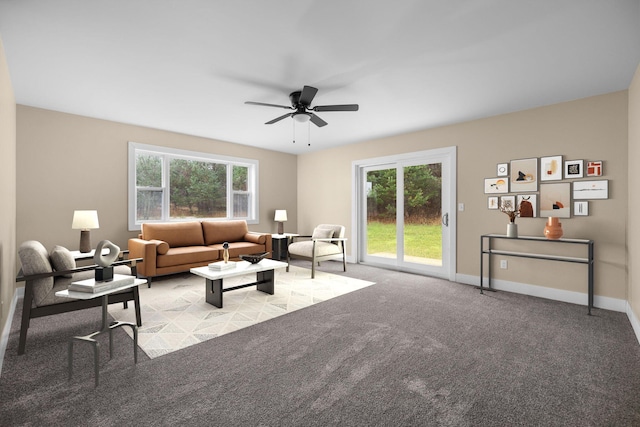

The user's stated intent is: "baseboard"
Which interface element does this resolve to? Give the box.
[455,273,627,313]
[0,287,23,376]
[626,303,640,346]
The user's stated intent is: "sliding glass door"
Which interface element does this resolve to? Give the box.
[355,147,456,279]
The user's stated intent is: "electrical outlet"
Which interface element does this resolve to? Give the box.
[500,260,508,269]
[458,203,465,211]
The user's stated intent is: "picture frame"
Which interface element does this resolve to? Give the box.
[517,194,537,218]
[510,158,538,192]
[574,201,589,216]
[540,182,571,218]
[540,155,563,181]
[500,195,516,211]
[484,177,509,194]
[587,161,603,177]
[564,160,584,179]
[496,163,508,177]
[573,180,608,200]
[488,196,499,210]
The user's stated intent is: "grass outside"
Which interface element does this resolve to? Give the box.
[367,221,442,260]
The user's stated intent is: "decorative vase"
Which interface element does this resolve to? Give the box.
[507,223,518,238]
[544,217,563,240]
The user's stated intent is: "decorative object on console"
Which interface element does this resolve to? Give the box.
[240,252,269,264]
[543,217,564,240]
[72,210,99,253]
[93,240,120,282]
[274,210,288,234]
[499,197,519,238]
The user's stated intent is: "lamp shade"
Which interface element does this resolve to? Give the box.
[72,210,100,230]
[274,210,288,222]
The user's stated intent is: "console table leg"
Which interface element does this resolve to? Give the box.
[206,278,223,308]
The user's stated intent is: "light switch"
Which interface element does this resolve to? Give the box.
[458,203,465,211]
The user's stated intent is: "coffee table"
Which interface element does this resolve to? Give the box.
[190,259,288,308]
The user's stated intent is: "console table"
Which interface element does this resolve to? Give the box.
[479,234,594,315]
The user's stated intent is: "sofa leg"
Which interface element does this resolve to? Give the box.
[147,277,152,288]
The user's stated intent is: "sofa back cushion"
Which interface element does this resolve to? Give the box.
[18,240,55,307]
[141,222,204,247]
[202,220,249,245]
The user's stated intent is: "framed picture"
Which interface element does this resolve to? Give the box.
[587,161,603,177]
[573,180,608,199]
[510,158,538,192]
[500,195,516,211]
[497,163,508,177]
[574,201,589,216]
[540,182,571,218]
[564,160,584,179]
[540,155,562,181]
[517,194,537,218]
[488,196,499,209]
[484,177,508,194]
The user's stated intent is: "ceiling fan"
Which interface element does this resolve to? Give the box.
[245,85,359,127]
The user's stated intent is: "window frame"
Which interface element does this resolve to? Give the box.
[128,142,259,231]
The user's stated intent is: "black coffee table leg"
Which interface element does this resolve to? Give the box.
[206,278,223,308]
[256,269,275,295]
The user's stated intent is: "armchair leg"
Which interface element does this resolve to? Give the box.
[18,286,35,355]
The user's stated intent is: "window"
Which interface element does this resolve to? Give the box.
[128,142,259,230]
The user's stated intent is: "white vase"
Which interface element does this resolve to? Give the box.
[507,223,518,238]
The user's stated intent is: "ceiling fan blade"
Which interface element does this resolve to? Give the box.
[245,101,292,110]
[313,104,359,112]
[299,86,318,106]
[265,113,293,125]
[309,113,328,127]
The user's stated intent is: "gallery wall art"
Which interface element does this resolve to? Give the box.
[510,158,538,192]
[540,183,571,218]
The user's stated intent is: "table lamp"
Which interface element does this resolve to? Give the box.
[72,210,100,253]
[274,210,287,234]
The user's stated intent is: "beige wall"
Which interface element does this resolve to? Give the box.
[16,106,297,255]
[298,91,628,301]
[0,38,17,333]
[629,64,640,321]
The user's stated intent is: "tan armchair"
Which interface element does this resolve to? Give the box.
[286,224,347,278]
[16,240,142,355]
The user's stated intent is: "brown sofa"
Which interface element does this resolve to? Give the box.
[128,220,272,285]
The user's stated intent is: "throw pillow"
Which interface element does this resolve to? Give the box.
[50,245,76,278]
[312,228,334,240]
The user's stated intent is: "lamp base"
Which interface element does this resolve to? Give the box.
[277,222,284,234]
[79,230,92,253]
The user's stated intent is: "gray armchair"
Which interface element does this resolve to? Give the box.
[15,240,142,355]
[286,224,347,278]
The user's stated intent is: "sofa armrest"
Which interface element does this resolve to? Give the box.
[245,232,272,255]
[128,238,158,277]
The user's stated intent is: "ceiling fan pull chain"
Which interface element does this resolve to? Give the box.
[292,119,296,144]
[307,122,311,146]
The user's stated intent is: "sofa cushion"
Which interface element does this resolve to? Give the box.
[50,245,76,278]
[142,222,204,247]
[18,241,54,307]
[202,220,249,245]
[156,246,219,268]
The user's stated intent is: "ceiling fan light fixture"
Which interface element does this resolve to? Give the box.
[293,113,310,123]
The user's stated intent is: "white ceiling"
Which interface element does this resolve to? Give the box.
[1,1,639,154]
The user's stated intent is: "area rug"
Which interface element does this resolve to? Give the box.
[109,265,374,358]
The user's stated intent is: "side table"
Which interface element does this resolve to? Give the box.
[271,233,299,260]
[55,278,146,387]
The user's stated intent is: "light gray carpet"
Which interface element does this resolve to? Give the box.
[2,261,640,426]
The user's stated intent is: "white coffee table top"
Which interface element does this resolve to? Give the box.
[190,259,288,280]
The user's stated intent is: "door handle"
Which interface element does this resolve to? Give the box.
[442,212,449,227]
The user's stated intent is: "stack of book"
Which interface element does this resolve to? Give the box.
[208,261,236,271]
[68,274,135,293]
